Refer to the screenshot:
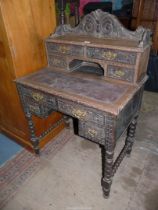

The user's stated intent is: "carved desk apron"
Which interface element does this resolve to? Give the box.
[16,10,151,198]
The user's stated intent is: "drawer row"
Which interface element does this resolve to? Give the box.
[22,87,106,125]
[46,42,137,65]
[47,53,135,83]
[22,87,108,144]
[20,86,141,145]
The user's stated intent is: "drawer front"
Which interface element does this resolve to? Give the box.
[107,65,134,82]
[23,88,56,106]
[58,99,105,125]
[23,88,57,117]
[48,54,67,69]
[25,97,55,118]
[46,42,84,56]
[79,121,105,145]
[87,47,136,65]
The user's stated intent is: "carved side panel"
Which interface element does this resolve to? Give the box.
[46,42,84,56]
[107,65,134,82]
[47,54,67,69]
[87,47,137,65]
[115,87,143,139]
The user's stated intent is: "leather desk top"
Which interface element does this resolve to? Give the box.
[16,68,144,115]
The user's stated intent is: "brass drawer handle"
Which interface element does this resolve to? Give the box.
[59,46,70,53]
[88,128,97,137]
[72,109,87,119]
[115,70,125,77]
[32,92,44,101]
[103,51,117,60]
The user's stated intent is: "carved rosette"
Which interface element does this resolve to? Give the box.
[82,13,97,35]
[100,15,115,36]
[52,9,151,47]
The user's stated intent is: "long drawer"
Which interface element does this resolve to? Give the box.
[58,99,105,125]
[87,47,136,65]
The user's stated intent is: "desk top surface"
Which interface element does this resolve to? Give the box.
[16,68,142,115]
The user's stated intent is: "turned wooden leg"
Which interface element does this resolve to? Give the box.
[101,146,114,198]
[17,84,40,155]
[26,111,39,154]
[126,115,138,156]
[101,115,115,198]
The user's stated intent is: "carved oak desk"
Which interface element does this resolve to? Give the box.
[16,11,151,197]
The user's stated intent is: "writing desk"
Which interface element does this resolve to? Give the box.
[16,10,151,197]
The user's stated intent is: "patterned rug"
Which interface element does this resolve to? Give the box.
[0,129,73,209]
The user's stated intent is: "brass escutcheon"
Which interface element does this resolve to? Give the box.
[72,109,87,119]
[88,128,97,137]
[114,70,125,77]
[59,45,69,53]
[32,92,44,101]
[103,51,117,60]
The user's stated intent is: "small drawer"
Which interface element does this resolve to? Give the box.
[79,121,105,145]
[58,99,105,125]
[46,42,84,56]
[23,88,56,107]
[26,98,55,118]
[87,47,136,65]
[48,54,67,69]
[107,65,134,82]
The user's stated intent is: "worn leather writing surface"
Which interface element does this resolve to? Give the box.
[21,68,129,105]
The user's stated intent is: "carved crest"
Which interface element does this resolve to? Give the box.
[52,10,151,47]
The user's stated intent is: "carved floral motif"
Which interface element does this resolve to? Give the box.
[52,10,151,47]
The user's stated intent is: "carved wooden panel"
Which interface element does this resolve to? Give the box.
[53,10,151,48]
[107,65,134,82]
[47,54,67,69]
[115,87,143,139]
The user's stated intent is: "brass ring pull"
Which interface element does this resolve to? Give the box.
[72,109,87,119]
[88,128,97,137]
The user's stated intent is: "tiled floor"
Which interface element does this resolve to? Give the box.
[2,91,158,210]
